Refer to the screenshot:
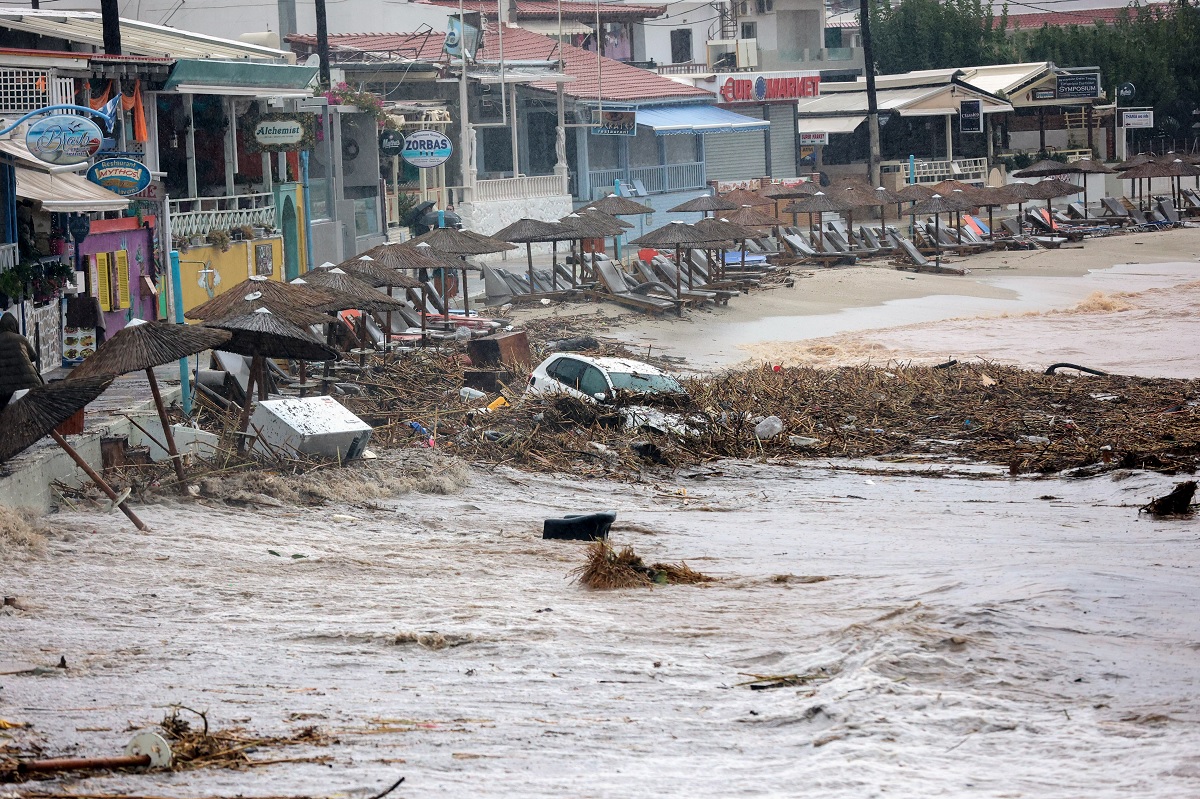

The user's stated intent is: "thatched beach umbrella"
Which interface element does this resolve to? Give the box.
[720,188,774,208]
[69,320,231,487]
[185,275,336,326]
[302,268,410,313]
[966,185,1015,238]
[559,212,626,285]
[782,191,855,253]
[908,193,973,260]
[583,194,654,216]
[695,216,754,279]
[205,309,338,452]
[628,222,722,300]
[492,218,579,295]
[404,228,513,318]
[0,375,146,530]
[1025,178,1086,220]
[669,194,738,217]
[1118,159,1177,210]
[722,205,783,262]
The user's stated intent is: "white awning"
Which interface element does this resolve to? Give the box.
[15,166,129,212]
[799,115,866,135]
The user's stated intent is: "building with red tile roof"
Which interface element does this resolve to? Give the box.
[417,0,666,21]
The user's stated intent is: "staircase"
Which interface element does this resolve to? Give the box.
[709,0,737,40]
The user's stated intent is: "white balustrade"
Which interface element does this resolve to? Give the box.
[168,193,277,239]
[473,174,570,203]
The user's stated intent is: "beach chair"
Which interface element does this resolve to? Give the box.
[781,232,849,265]
[592,260,681,316]
[638,260,727,306]
[650,256,734,304]
[1156,197,1182,226]
[1101,197,1133,219]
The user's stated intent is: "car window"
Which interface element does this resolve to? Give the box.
[607,370,684,394]
[579,365,609,397]
[548,357,585,389]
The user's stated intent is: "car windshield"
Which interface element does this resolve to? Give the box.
[607,370,684,394]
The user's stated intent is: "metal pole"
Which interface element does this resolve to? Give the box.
[315,0,331,90]
[860,0,880,187]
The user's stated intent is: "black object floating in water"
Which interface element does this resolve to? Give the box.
[543,511,617,541]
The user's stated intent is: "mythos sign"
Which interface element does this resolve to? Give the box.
[718,73,820,104]
[86,157,152,196]
[25,114,104,165]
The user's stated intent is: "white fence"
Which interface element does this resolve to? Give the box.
[0,242,17,271]
[0,68,74,113]
[169,193,277,239]
[473,174,569,203]
[901,157,989,185]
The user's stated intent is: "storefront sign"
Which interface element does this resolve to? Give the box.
[1122,110,1154,128]
[380,129,405,158]
[86,157,152,196]
[959,99,983,133]
[25,114,103,166]
[590,110,637,136]
[402,129,454,168]
[718,72,820,104]
[1056,73,1100,99]
[1117,82,1136,100]
[254,118,305,147]
[1030,87,1057,102]
[799,131,828,146]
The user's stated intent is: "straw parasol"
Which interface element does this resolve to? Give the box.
[669,194,738,217]
[908,193,974,259]
[629,222,723,299]
[332,255,412,288]
[699,216,757,277]
[0,375,146,530]
[302,268,412,313]
[205,309,338,451]
[583,194,654,216]
[1014,157,1117,205]
[782,191,856,253]
[723,204,782,228]
[492,218,580,295]
[968,185,1017,237]
[69,320,231,487]
[760,181,816,200]
[719,188,774,208]
[403,228,511,318]
[1023,177,1086,219]
[184,275,336,326]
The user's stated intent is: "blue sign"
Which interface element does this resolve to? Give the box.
[25,114,103,165]
[86,157,152,196]
[402,129,454,169]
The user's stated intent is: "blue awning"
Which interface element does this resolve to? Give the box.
[636,105,769,136]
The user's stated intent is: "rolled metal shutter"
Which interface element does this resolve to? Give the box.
[702,107,767,182]
[767,104,798,179]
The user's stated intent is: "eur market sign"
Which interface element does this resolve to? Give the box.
[402,129,454,169]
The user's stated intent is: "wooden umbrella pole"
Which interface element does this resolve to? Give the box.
[236,354,259,454]
[421,285,428,345]
[49,430,147,531]
[257,355,268,401]
[461,265,470,318]
[144,367,186,488]
[674,244,683,306]
[321,312,336,395]
[526,242,534,296]
[551,240,558,290]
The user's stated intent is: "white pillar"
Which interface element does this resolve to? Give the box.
[945,114,954,162]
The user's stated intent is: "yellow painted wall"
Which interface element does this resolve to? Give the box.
[177,236,286,318]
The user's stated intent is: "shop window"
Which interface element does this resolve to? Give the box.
[670,29,693,63]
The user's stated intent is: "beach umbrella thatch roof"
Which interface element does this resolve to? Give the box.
[0,375,115,465]
[406,226,517,255]
[330,254,415,288]
[695,216,755,242]
[1022,178,1085,199]
[628,221,723,248]
[894,183,940,202]
[1011,159,1076,178]
[782,191,856,214]
[908,193,975,215]
[70,320,231,380]
[559,213,625,238]
[871,185,906,204]
[759,181,817,199]
[205,309,338,362]
[669,195,739,214]
[583,207,634,229]
[300,268,411,311]
[184,276,337,326]
[583,194,654,216]
[722,205,782,228]
[492,218,579,243]
[719,188,774,207]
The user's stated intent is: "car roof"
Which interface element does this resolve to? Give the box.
[554,354,673,376]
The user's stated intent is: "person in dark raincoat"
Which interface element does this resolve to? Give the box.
[0,312,42,408]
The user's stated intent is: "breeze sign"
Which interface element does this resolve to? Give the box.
[25,114,103,166]
[402,129,454,168]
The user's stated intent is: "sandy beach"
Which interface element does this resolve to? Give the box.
[3,229,1199,797]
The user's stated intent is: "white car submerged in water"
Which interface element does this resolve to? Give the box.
[526,354,693,434]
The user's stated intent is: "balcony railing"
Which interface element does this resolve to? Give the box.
[0,242,17,271]
[658,63,711,75]
[900,157,989,186]
[169,193,277,239]
[474,174,570,203]
[0,68,74,113]
[588,162,706,196]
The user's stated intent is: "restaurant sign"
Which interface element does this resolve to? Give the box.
[718,72,820,104]
[959,99,983,133]
[25,114,103,166]
[86,157,152,196]
[242,112,314,153]
[591,110,637,136]
[1056,72,1100,99]
[402,129,454,168]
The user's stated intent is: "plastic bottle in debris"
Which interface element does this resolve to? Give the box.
[459,387,487,402]
[754,415,784,440]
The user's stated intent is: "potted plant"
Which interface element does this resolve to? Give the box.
[206,228,232,252]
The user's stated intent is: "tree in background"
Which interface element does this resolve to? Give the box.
[868,0,1014,74]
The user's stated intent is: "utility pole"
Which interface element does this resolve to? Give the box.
[860,0,881,186]
[315,0,331,89]
[100,0,121,55]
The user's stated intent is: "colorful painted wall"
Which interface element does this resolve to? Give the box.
[176,236,286,317]
[77,218,158,334]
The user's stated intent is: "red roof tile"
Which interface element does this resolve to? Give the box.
[998,4,1172,30]
[290,26,710,104]
[419,0,666,20]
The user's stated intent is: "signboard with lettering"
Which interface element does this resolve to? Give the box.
[402,129,454,168]
[590,110,637,136]
[799,131,829,145]
[242,113,314,153]
[86,157,152,196]
[1122,110,1154,129]
[25,114,103,165]
[1031,87,1057,102]
[718,72,820,104]
[959,99,983,133]
[380,129,404,158]
[1056,73,1100,99]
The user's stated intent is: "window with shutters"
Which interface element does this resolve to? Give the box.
[669,29,692,63]
[96,253,111,312]
[115,250,131,309]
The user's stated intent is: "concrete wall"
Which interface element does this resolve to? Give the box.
[77,220,158,333]
[636,2,714,65]
[175,236,285,317]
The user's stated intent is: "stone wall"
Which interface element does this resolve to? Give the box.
[458,193,574,260]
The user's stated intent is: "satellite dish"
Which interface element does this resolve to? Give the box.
[303,54,321,68]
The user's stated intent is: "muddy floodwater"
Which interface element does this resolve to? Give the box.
[4,460,1199,797]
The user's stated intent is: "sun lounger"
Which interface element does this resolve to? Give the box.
[649,257,733,304]
[887,230,966,275]
[1157,197,1182,225]
[593,260,681,316]
[781,232,849,265]
[1101,197,1132,218]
